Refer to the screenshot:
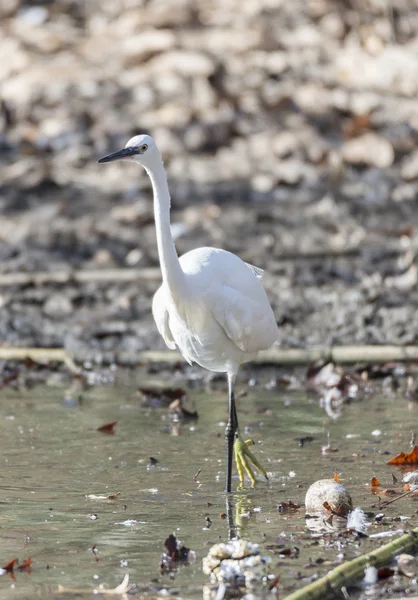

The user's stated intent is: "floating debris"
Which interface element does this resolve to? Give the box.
[168,397,198,422]
[307,362,360,418]
[160,533,195,574]
[403,472,418,489]
[347,507,369,536]
[202,540,271,588]
[97,421,117,434]
[277,500,301,513]
[86,492,120,500]
[57,573,132,595]
[388,446,418,466]
[137,385,186,408]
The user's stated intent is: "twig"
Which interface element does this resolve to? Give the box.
[0,267,161,287]
[379,488,416,508]
[283,527,418,600]
[255,345,418,365]
[0,245,407,288]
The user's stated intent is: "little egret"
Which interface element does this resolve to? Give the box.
[99,135,278,492]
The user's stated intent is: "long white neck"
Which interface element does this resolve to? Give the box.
[145,158,186,296]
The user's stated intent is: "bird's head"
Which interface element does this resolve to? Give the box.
[98,134,160,168]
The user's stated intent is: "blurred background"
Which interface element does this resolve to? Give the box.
[1,0,418,360]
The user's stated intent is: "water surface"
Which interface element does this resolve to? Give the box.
[0,377,416,598]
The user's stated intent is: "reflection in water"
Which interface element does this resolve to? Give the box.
[0,383,413,598]
[226,493,256,540]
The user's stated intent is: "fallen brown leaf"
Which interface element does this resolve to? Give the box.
[97,422,117,434]
[268,574,280,590]
[277,500,301,513]
[377,567,395,580]
[387,445,418,465]
[17,558,32,573]
[3,558,17,572]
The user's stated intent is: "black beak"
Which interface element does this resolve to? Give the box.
[98,147,139,163]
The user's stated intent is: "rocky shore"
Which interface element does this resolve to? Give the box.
[1,0,418,359]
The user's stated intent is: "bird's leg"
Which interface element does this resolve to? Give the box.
[225,373,269,490]
[225,374,239,493]
[234,437,269,488]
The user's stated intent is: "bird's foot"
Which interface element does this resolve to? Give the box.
[233,436,269,489]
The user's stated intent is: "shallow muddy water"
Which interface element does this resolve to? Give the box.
[0,376,417,599]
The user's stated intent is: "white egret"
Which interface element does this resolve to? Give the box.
[99,134,278,492]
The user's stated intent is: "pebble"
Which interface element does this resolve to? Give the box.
[43,294,73,319]
[341,133,394,168]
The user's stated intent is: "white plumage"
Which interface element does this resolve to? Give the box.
[99,134,278,492]
[153,247,277,373]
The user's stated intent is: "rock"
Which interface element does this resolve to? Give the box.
[202,540,271,588]
[401,150,418,181]
[319,13,345,39]
[121,29,176,66]
[341,133,394,168]
[16,6,49,26]
[305,479,353,516]
[334,46,418,95]
[43,294,73,319]
[397,554,418,578]
[0,0,19,17]
[275,159,309,185]
[92,249,114,265]
[145,51,216,78]
[125,248,144,266]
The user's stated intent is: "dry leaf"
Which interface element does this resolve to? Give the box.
[97,422,117,434]
[334,472,339,483]
[377,567,395,580]
[277,500,301,513]
[17,558,32,573]
[387,445,418,465]
[2,558,17,572]
[269,574,280,590]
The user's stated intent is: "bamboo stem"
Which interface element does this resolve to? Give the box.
[0,348,80,374]
[255,345,418,365]
[1,345,418,371]
[0,243,406,288]
[283,528,418,600]
[0,267,161,287]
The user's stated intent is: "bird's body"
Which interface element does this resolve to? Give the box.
[99,134,278,492]
[153,246,277,374]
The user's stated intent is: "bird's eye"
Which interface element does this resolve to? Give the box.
[141,144,148,152]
